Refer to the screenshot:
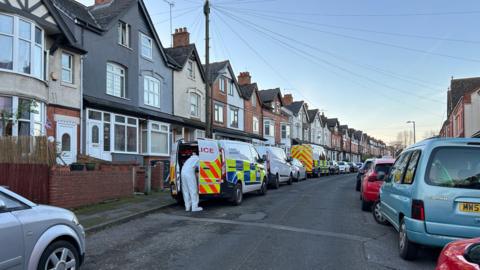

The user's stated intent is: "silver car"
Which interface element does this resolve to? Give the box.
[291,158,307,181]
[0,187,85,270]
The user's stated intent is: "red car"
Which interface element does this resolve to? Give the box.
[360,159,395,218]
[436,238,480,270]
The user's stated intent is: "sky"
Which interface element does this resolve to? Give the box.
[75,0,480,144]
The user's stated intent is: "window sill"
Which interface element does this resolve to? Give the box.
[60,81,77,89]
[141,55,153,62]
[1,69,47,85]
[142,152,169,157]
[143,103,161,110]
[112,151,139,155]
[119,44,133,51]
[106,93,130,101]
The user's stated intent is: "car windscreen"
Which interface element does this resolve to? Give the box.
[338,162,345,165]
[426,147,480,189]
[375,164,392,174]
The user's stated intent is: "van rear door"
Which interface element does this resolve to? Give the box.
[198,139,222,195]
[291,145,313,173]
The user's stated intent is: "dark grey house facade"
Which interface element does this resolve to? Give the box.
[54,0,179,164]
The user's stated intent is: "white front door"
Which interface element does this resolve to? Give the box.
[87,121,103,160]
[56,121,77,165]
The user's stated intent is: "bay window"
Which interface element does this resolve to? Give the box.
[144,76,161,107]
[0,14,44,79]
[142,121,169,156]
[0,95,44,137]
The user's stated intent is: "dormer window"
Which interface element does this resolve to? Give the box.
[118,21,130,48]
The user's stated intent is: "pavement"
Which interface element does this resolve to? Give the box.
[75,190,176,233]
[80,174,440,270]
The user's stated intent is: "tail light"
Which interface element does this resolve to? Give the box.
[412,200,425,221]
[367,173,377,182]
[220,148,226,181]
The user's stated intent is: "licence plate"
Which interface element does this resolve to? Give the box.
[459,202,480,213]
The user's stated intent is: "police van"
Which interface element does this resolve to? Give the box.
[291,144,328,177]
[169,139,267,205]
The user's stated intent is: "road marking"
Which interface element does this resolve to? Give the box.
[158,213,371,242]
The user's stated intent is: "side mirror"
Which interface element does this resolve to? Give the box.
[257,157,265,164]
[377,172,386,181]
[0,199,6,211]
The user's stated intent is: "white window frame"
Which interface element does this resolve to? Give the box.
[219,77,225,92]
[118,21,130,48]
[190,92,200,117]
[228,81,234,96]
[251,93,256,107]
[0,14,44,80]
[140,33,153,59]
[230,106,239,128]
[142,121,170,156]
[144,76,161,108]
[61,52,73,84]
[281,123,289,139]
[187,60,195,79]
[253,116,259,134]
[0,95,45,137]
[113,114,138,154]
[106,62,126,98]
[194,129,205,140]
[264,119,275,137]
[214,103,223,123]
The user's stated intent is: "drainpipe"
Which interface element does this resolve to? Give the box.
[80,55,84,155]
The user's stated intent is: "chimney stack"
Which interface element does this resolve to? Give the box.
[95,0,112,5]
[172,27,190,48]
[283,94,293,106]
[237,72,251,86]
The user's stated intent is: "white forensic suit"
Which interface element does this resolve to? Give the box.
[181,153,203,212]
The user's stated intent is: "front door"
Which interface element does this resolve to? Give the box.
[56,121,77,165]
[87,121,103,159]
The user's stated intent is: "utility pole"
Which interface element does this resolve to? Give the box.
[204,0,212,138]
[163,0,175,47]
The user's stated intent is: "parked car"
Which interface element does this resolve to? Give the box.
[329,160,339,175]
[0,187,85,270]
[256,146,294,188]
[436,237,480,270]
[379,138,480,260]
[356,159,375,191]
[170,139,268,206]
[348,162,358,173]
[338,161,349,174]
[356,162,363,169]
[359,158,395,216]
[290,158,307,182]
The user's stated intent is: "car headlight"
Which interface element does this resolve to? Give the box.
[72,215,81,226]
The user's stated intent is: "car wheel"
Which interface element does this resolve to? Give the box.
[273,174,280,189]
[361,197,371,211]
[372,201,389,225]
[232,182,243,206]
[399,219,418,260]
[287,174,293,185]
[258,178,267,196]
[38,240,79,270]
[296,172,300,182]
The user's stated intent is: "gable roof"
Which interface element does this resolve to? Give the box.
[239,83,258,100]
[52,0,100,28]
[449,77,480,115]
[327,118,339,129]
[165,44,206,82]
[203,60,229,84]
[284,101,304,115]
[258,88,283,106]
[339,125,349,135]
[307,109,319,123]
[88,0,136,29]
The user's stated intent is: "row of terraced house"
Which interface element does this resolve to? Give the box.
[0,0,388,166]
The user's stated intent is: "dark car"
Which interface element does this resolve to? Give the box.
[348,162,358,173]
[355,159,374,191]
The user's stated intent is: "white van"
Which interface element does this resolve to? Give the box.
[255,146,293,189]
[170,139,268,205]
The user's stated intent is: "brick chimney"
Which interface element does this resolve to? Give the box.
[283,94,293,106]
[172,27,190,47]
[237,72,251,86]
[95,0,112,5]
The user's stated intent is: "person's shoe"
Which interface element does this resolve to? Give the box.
[185,207,191,212]
[192,207,203,212]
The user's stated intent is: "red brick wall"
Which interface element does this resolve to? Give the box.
[212,78,227,128]
[49,165,134,208]
[244,91,263,136]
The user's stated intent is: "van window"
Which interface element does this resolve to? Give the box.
[426,147,480,189]
[388,152,412,184]
[250,146,260,162]
[227,143,253,162]
[272,148,286,160]
[404,151,421,184]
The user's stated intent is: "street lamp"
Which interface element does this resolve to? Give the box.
[407,121,416,144]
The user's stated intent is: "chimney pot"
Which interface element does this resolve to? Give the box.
[237,71,251,86]
[172,27,190,47]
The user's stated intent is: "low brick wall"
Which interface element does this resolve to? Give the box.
[49,165,134,209]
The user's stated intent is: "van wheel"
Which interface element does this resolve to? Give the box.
[232,182,243,206]
[399,219,418,260]
[287,174,293,185]
[273,174,280,189]
[38,240,79,270]
[295,172,300,182]
[372,201,389,225]
[258,178,267,196]
[361,198,371,212]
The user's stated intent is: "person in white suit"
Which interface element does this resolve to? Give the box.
[181,153,203,212]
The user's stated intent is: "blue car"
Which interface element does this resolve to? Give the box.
[379,138,480,260]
